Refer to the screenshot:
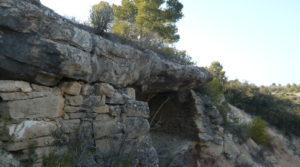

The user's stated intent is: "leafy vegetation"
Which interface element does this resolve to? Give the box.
[42,152,72,167]
[42,127,135,167]
[197,61,229,124]
[246,118,269,146]
[89,0,193,65]
[198,61,300,138]
[112,0,183,44]
[225,80,300,136]
[198,61,227,104]
[155,46,194,65]
[22,142,37,167]
[42,127,95,167]
[90,1,114,34]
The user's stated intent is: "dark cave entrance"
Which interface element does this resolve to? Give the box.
[137,90,199,140]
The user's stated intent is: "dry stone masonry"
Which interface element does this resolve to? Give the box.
[0,80,158,167]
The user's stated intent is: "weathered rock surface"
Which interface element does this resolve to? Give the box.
[0,80,160,167]
[4,1,299,167]
[8,120,57,141]
[149,90,300,167]
[0,149,20,167]
[0,95,64,119]
[0,80,32,93]
[0,0,212,94]
[59,81,82,95]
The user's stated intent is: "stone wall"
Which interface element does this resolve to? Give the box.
[0,0,213,166]
[0,80,158,167]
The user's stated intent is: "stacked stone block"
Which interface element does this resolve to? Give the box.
[0,80,158,167]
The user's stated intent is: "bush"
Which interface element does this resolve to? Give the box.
[102,32,194,65]
[156,46,194,65]
[90,2,114,34]
[225,80,300,137]
[246,118,269,146]
[197,61,227,104]
[42,152,72,167]
[42,126,95,167]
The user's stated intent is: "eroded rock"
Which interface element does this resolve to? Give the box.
[0,80,32,93]
[0,0,212,93]
[60,81,82,96]
[0,95,64,119]
[8,120,57,141]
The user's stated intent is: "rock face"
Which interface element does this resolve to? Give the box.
[0,0,212,94]
[0,1,212,164]
[0,1,212,165]
[149,90,300,167]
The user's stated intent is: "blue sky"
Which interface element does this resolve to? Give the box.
[41,0,300,86]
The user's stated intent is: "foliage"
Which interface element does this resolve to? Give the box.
[246,118,269,146]
[207,61,227,84]
[218,101,230,126]
[269,83,300,93]
[197,61,300,138]
[112,0,183,44]
[156,46,194,65]
[225,80,300,137]
[42,127,95,167]
[90,1,114,34]
[42,152,72,167]
[102,32,194,65]
[89,0,193,65]
[198,61,227,104]
[42,126,137,167]
[22,142,37,167]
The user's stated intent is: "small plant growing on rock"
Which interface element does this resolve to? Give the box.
[42,152,72,167]
[22,141,38,167]
[42,126,96,167]
[246,118,269,146]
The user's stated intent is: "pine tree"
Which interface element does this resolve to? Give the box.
[112,0,183,44]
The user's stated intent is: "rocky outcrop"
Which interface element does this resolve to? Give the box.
[0,0,212,94]
[149,90,300,167]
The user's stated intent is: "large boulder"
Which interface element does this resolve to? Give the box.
[0,0,212,94]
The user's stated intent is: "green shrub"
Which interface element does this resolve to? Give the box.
[198,78,223,104]
[218,102,230,126]
[90,2,114,34]
[156,46,194,65]
[198,61,227,104]
[225,80,300,137]
[42,152,72,167]
[246,118,269,146]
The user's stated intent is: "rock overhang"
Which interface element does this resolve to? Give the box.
[0,0,212,94]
